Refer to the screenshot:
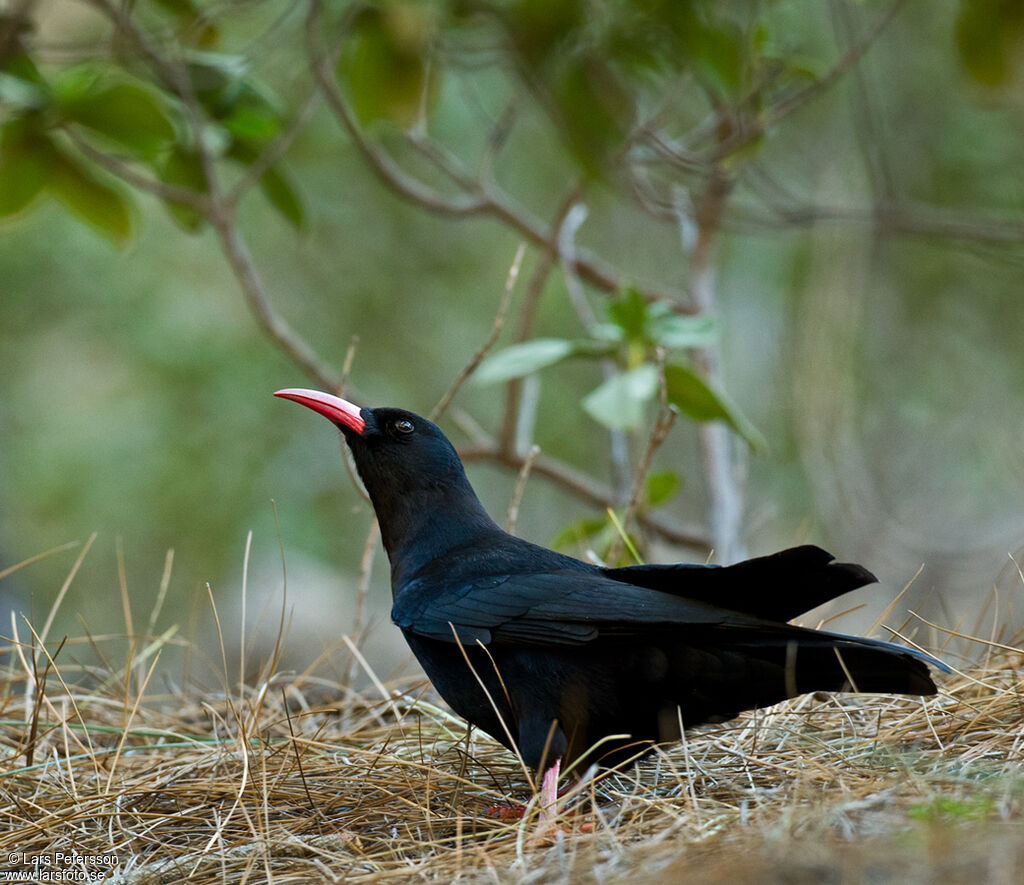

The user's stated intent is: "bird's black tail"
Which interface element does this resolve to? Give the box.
[744,633,940,696]
[674,626,945,727]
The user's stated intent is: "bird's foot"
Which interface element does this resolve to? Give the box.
[486,759,597,840]
[484,803,528,821]
[483,760,563,823]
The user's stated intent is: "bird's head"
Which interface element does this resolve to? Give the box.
[274,387,469,495]
[274,388,496,563]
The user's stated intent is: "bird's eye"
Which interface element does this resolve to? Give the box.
[392,419,415,436]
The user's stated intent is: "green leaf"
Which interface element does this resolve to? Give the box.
[607,287,648,342]
[59,81,175,159]
[664,363,766,451]
[0,41,44,85]
[551,516,608,551]
[0,72,47,110]
[48,150,132,245]
[151,0,219,45]
[554,52,630,177]
[644,471,680,507]
[591,322,625,343]
[504,0,584,69]
[226,140,304,229]
[159,146,207,232]
[337,5,440,127]
[183,53,277,118]
[0,119,55,217]
[955,0,1024,87]
[650,314,716,349]
[50,65,101,104]
[690,20,744,97]
[222,106,281,141]
[476,338,578,384]
[582,364,658,430]
[259,163,305,230]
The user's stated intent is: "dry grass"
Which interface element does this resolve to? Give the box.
[2,548,1024,883]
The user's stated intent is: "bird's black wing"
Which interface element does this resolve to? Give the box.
[602,545,877,622]
[391,567,950,677]
[395,569,787,646]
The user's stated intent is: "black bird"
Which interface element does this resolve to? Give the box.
[275,388,947,805]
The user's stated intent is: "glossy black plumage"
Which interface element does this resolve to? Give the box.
[275,390,948,774]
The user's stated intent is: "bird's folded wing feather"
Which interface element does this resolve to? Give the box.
[391,568,951,674]
[601,545,877,622]
[393,570,755,645]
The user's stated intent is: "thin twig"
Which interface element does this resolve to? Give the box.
[559,201,631,503]
[498,186,585,453]
[505,444,540,534]
[829,0,895,206]
[343,519,380,696]
[212,219,341,390]
[710,0,910,163]
[430,243,526,423]
[606,404,678,566]
[337,335,359,398]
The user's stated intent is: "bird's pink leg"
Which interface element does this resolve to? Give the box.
[538,757,561,822]
[484,759,564,823]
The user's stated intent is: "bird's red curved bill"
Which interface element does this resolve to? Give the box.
[274,388,365,434]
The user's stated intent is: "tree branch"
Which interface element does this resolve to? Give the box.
[459,443,710,551]
[684,156,746,564]
[711,0,910,164]
[607,365,678,565]
[81,0,343,393]
[430,243,526,422]
[210,219,342,390]
[61,129,210,211]
[305,0,692,309]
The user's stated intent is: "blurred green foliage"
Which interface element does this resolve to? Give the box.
[0,0,1022,649]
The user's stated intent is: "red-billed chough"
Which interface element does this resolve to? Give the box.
[275,388,948,804]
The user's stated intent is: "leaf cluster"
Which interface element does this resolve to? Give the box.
[478,286,764,450]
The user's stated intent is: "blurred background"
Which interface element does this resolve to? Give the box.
[1,0,1022,685]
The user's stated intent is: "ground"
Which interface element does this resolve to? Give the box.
[1,632,1022,883]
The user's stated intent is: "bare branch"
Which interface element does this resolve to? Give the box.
[305,0,690,308]
[430,243,526,423]
[711,0,910,164]
[728,201,1024,247]
[505,444,540,534]
[607,405,678,565]
[683,158,746,564]
[211,219,341,390]
[559,202,632,503]
[459,443,710,551]
[498,186,586,453]
[343,518,380,692]
[306,5,487,216]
